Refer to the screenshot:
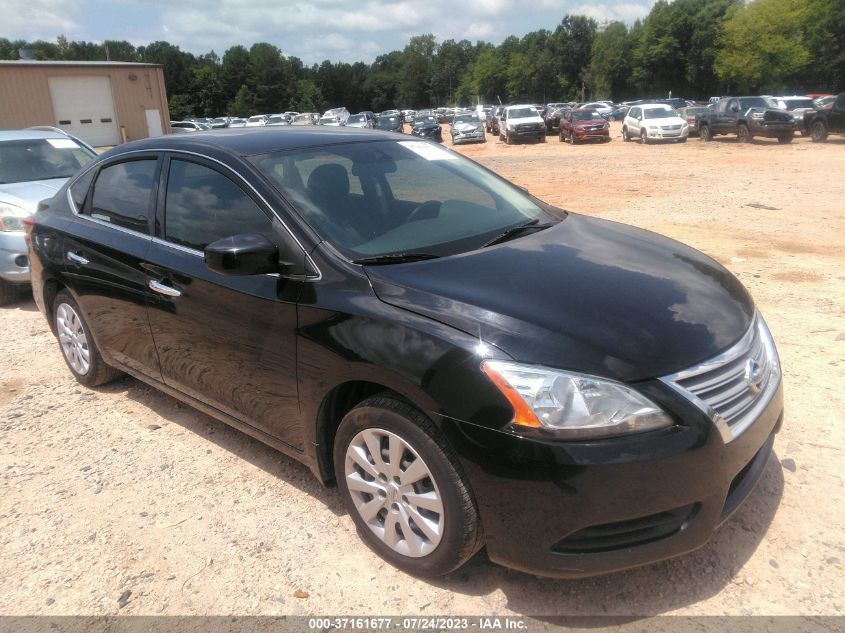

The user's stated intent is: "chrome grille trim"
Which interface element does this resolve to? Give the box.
[660,312,781,442]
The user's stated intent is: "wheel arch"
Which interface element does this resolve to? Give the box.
[313,379,427,485]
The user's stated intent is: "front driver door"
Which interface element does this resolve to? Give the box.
[144,154,303,451]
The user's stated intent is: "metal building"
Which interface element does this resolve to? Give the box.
[0,60,171,147]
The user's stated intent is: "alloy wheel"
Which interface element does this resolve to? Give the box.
[344,428,444,558]
[56,302,90,375]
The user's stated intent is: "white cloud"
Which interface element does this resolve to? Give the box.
[2,0,657,63]
[3,0,82,41]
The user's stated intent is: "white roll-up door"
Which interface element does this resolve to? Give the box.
[48,76,121,147]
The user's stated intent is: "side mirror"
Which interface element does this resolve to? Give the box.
[205,233,279,276]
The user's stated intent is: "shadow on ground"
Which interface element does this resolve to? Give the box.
[106,373,783,618]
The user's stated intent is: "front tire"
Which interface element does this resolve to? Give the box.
[622,126,630,142]
[699,124,712,142]
[737,123,752,143]
[810,120,828,142]
[52,290,122,387]
[334,396,483,577]
[640,129,649,144]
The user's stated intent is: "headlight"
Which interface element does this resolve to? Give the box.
[482,361,673,439]
[0,202,29,232]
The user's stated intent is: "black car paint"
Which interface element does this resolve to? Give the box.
[29,127,782,578]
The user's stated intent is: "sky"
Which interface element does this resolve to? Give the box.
[6,0,658,64]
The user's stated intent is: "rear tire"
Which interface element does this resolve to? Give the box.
[333,395,483,577]
[52,289,122,387]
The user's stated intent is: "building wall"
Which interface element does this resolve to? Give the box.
[0,64,170,143]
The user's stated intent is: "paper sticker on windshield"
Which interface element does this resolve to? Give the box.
[398,141,457,161]
[47,138,80,149]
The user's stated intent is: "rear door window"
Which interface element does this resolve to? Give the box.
[87,159,157,233]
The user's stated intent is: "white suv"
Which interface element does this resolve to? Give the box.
[622,104,689,143]
[499,105,546,144]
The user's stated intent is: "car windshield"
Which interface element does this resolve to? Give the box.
[348,115,365,123]
[376,117,399,128]
[453,115,479,124]
[0,138,97,184]
[415,116,437,125]
[252,140,562,259]
[643,107,675,119]
[508,108,536,119]
[572,111,602,120]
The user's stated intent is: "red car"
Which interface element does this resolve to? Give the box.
[559,109,610,144]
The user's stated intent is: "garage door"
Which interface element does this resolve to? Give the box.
[48,76,120,147]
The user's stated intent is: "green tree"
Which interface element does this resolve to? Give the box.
[588,21,634,100]
[715,0,812,92]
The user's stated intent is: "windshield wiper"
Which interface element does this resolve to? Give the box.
[352,252,441,265]
[482,218,555,248]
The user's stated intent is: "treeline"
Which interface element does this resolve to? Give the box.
[1,0,841,118]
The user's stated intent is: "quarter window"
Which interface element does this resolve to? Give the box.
[164,159,271,252]
[89,159,157,233]
[69,168,96,212]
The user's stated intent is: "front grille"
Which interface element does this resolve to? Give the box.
[662,124,682,130]
[516,123,541,132]
[551,503,699,554]
[662,313,780,442]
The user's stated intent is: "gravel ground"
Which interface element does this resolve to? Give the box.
[0,123,843,617]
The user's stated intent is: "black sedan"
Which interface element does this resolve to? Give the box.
[410,114,442,142]
[28,127,783,578]
[375,114,403,134]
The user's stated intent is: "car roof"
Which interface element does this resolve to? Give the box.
[111,127,408,157]
[0,129,73,141]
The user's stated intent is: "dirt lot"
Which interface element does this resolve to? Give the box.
[1,123,843,617]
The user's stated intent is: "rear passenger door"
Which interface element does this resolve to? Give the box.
[143,154,303,450]
[62,154,163,380]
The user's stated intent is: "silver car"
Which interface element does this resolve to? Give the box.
[0,128,97,304]
[450,113,486,145]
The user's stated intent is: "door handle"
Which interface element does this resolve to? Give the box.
[66,251,90,266]
[148,279,182,297]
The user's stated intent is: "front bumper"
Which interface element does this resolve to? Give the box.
[443,377,783,578]
[573,127,610,140]
[0,231,30,284]
[452,129,485,144]
[749,122,795,138]
[507,127,545,140]
[645,127,689,140]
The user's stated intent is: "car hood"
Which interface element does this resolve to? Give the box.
[644,116,685,126]
[453,122,481,131]
[366,214,754,383]
[0,178,67,212]
[507,116,543,125]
